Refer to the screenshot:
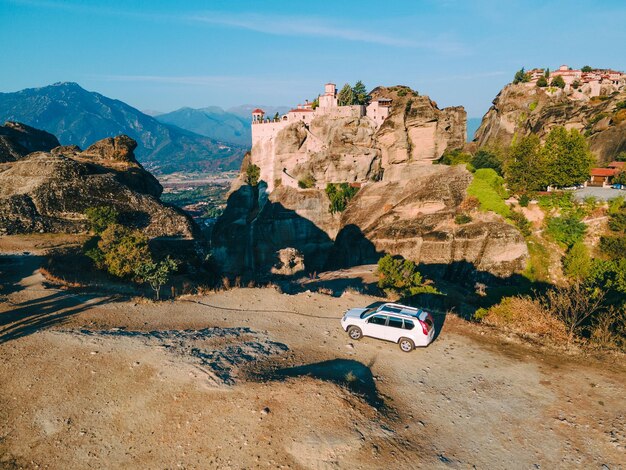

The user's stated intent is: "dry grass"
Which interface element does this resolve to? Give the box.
[39,266,85,288]
[475,296,568,342]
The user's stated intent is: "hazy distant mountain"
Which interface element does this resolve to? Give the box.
[156,106,252,146]
[0,82,247,174]
[142,109,164,117]
[467,117,482,142]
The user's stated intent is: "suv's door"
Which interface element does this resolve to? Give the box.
[363,314,388,340]
[385,315,405,342]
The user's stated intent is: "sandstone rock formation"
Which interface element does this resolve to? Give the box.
[0,121,60,162]
[475,83,626,163]
[0,130,195,238]
[213,166,527,282]
[371,86,466,181]
[249,85,466,192]
[213,86,528,283]
[333,166,527,279]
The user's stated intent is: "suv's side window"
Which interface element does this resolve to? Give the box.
[369,315,387,326]
[388,317,403,329]
[403,319,415,330]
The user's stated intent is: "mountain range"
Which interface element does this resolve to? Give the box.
[0,82,248,174]
[154,104,291,146]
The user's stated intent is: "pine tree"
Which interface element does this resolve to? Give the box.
[337,83,353,106]
[352,81,370,105]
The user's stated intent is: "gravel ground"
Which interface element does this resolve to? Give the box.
[1,251,625,469]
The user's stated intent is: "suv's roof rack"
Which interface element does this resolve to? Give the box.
[377,302,423,317]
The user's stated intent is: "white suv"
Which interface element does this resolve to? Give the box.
[340,302,435,352]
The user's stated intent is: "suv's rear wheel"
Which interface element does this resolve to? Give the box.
[398,337,415,352]
[347,326,363,340]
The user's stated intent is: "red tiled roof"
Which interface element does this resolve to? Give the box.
[608,161,626,169]
[252,108,265,114]
[288,108,314,113]
[591,168,618,177]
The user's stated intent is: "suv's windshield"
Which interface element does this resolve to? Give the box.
[359,308,375,319]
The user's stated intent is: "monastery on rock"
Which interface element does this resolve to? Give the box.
[251,83,392,145]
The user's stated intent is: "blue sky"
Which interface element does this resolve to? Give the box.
[1,0,624,117]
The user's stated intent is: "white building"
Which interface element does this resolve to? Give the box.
[251,83,392,145]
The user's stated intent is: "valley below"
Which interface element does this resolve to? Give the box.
[0,241,624,469]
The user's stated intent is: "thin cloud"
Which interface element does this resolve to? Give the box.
[7,0,466,53]
[186,12,418,48]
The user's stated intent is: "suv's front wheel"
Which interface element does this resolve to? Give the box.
[347,326,363,340]
[398,337,415,352]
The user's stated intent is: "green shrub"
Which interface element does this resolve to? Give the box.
[536,77,547,88]
[438,148,473,166]
[545,215,586,247]
[529,100,539,110]
[563,241,592,281]
[245,163,261,186]
[85,206,119,235]
[377,254,440,296]
[519,194,530,207]
[470,150,503,175]
[467,168,510,217]
[509,210,532,236]
[325,183,359,214]
[455,214,472,225]
[134,256,178,300]
[95,224,151,279]
[600,236,626,260]
[537,192,575,213]
[550,75,565,88]
[297,174,316,189]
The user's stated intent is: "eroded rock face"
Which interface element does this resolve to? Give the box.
[371,86,466,180]
[249,85,466,192]
[333,166,527,278]
[0,134,195,238]
[213,165,528,281]
[475,83,626,163]
[0,121,60,163]
[213,87,526,282]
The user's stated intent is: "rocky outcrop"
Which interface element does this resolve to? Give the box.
[333,166,527,278]
[0,121,60,162]
[213,86,528,283]
[249,85,466,192]
[0,132,195,238]
[371,86,466,181]
[475,83,626,163]
[213,165,528,282]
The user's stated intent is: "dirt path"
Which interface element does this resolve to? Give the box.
[0,252,624,469]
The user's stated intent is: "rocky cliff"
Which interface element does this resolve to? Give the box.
[250,86,466,192]
[213,86,527,283]
[475,83,626,163]
[0,121,60,162]
[0,125,195,238]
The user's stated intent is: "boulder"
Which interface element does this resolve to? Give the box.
[0,134,195,238]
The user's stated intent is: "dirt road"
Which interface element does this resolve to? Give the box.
[0,251,624,469]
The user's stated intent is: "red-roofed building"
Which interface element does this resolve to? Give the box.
[590,167,619,186]
[608,161,626,170]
